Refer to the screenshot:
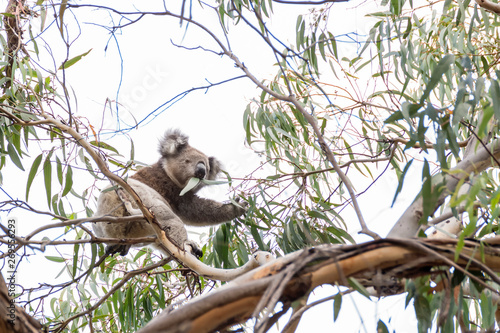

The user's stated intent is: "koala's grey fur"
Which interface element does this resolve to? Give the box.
[92,129,246,257]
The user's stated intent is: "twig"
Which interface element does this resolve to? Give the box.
[387,137,470,150]
[53,257,172,333]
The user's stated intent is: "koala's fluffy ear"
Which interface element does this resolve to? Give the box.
[208,157,222,180]
[159,129,189,156]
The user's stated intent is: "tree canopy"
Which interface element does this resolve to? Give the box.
[2,0,500,332]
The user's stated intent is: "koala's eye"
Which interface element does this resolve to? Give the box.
[184,159,191,164]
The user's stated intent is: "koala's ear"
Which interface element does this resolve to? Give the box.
[208,157,222,180]
[159,129,189,156]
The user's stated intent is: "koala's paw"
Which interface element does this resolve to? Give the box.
[185,240,203,259]
[231,198,249,216]
[105,244,131,257]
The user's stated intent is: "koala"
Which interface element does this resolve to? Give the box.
[92,129,246,258]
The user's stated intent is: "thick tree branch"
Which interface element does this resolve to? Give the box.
[475,0,500,14]
[138,238,500,332]
[0,273,42,333]
[388,137,500,238]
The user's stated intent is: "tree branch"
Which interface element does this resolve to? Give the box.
[387,137,500,238]
[138,238,500,332]
[475,0,500,14]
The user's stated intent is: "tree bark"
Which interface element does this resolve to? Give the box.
[138,238,500,333]
[387,138,500,238]
[0,272,42,333]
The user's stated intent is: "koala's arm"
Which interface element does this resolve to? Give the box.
[175,194,246,226]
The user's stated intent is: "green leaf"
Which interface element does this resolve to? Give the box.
[56,155,63,185]
[58,0,68,37]
[348,277,370,299]
[377,320,389,333]
[214,225,229,267]
[58,49,92,70]
[179,177,200,196]
[414,295,432,331]
[420,54,455,104]
[480,291,495,330]
[390,0,401,15]
[200,179,228,186]
[385,102,420,123]
[333,292,342,321]
[26,153,42,201]
[61,165,73,197]
[391,159,413,207]
[420,159,433,223]
[489,79,500,121]
[72,243,79,278]
[452,102,469,126]
[7,142,24,171]
[90,140,119,154]
[43,154,52,208]
[250,224,266,251]
[45,255,65,263]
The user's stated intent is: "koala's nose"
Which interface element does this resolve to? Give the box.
[195,162,207,179]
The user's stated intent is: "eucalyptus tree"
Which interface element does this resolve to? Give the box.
[1,0,500,332]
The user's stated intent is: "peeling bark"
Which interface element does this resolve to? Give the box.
[138,238,500,332]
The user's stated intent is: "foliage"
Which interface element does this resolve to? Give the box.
[1,0,500,332]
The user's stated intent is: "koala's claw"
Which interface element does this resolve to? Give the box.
[105,244,131,256]
[185,240,203,258]
[230,198,249,215]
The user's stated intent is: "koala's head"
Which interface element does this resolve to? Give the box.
[159,129,221,189]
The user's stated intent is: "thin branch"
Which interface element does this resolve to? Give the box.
[427,206,467,226]
[462,121,500,167]
[53,257,171,333]
[388,137,470,150]
[219,36,379,239]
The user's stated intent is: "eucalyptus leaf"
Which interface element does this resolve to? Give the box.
[7,142,24,171]
[58,48,92,70]
[420,54,455,103]
[179,177,200,196]
[26,154,42,201]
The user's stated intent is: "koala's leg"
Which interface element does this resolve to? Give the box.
[185,240,203,258]
[116,188,143,216]
[115,179,203,258]
[147,202,203,258]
